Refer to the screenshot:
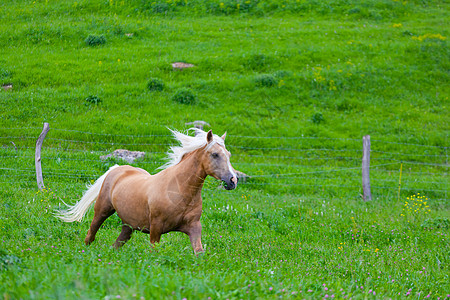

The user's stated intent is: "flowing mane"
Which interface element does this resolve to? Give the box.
[160,128,225,169]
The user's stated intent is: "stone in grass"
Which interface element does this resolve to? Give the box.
[172,62,195,71]
[2,84,12,91]
[100,149,145,164]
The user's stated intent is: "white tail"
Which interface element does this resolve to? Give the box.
[55,165,120,222]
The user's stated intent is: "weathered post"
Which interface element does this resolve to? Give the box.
[362,135,372,201]
[35,122,50,190]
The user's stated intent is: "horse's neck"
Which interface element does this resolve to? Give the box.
[169,149,207,198]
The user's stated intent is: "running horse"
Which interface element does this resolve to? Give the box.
[56,129,238,254]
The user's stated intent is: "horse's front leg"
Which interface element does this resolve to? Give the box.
[187,221,203,255]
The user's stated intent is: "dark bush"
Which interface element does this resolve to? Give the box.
[85,95,102,105]
[147,78,164,91]
[311,112,325,124]
[244,54,270,71]
[85,34,106,46]
[255,74,278,87]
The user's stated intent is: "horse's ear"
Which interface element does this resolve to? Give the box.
[221,132,227,141]
[206,130,213,143]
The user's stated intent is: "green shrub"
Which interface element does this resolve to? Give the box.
[348,7,361,14]
[85,95,102,105]
[152,2,170,13]
[244,54,270,71]
[254,74,278,87]
[311,112,324,124]
[147,78,165,91]
[172,88,196,105]
[85,34,106,46]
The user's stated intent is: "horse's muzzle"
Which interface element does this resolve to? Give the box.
[223,175,238,190]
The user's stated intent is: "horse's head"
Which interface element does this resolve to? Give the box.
[202,130,238,190]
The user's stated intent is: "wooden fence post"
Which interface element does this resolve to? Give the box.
[362,135,372,201]
[35,122,50,190]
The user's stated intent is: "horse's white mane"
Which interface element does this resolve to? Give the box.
[160,128,225,169]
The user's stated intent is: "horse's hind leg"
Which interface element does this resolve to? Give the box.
[113,224,133,249]
[85,196,115,245]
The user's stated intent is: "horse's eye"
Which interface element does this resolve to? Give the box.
[211,153,219,159]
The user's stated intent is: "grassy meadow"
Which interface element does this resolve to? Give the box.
[0,0,449,299]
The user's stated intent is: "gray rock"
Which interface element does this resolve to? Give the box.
[100,149,145,164]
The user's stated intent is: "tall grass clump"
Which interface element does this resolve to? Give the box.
[85,34,106,46]
[147,78,164,91]
[85,95,102,105]
[172,88,197,104]
[311,112,325,124]
[244,54,273,71]
[254,74,278,87]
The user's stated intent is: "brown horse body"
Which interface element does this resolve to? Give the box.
[57,129,237,254]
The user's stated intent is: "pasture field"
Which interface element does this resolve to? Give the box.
[0,0,449,299]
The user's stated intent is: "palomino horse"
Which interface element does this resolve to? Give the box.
[56,129,238,254]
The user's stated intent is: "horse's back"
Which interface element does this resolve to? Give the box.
[101,165,154,230]
[114,165,150,176]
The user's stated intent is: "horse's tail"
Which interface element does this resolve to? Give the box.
[55,165,120,222]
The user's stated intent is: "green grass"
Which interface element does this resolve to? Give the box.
[0,0,449,299]
[1,183,449,299]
